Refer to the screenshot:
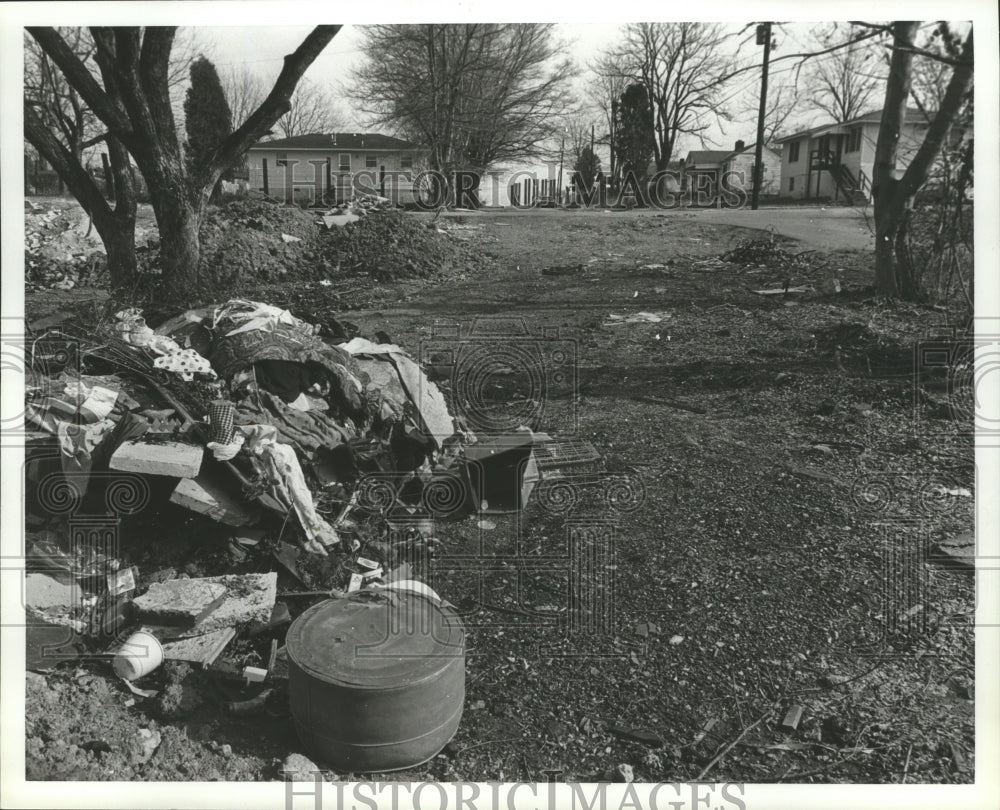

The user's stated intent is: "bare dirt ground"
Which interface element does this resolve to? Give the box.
[23,204,974,784]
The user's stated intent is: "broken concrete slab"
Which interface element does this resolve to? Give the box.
[182,572,278,634]
[133,579,228,628]
[25,572,75,611]
[159,627,237,666]
[170,473,261,527]
[111,439,203,478]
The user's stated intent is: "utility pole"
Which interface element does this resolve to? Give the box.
[609,99,617,188]
[558,131,565,205]
[751,21,772,211]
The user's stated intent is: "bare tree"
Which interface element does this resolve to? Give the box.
[352,23,575,199]
[595,23,737,172]
[735,72,801,144]
[222,68,268,131]
[587,53,630,181]
[804,24,885,122]
[224,71,347,137]
[25,26,339,296]
[274,78,348,138]
[24,28,137,282]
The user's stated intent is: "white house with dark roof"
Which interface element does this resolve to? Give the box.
[775,107,931,203]
[247,133,427,205]
[680,141,781,199]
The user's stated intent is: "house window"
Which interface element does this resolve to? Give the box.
[788,141,800,163]
[846,126,862,153]
[276,151,288,167]
[339,154,351,172]
[400,155,414,169]
[366,154,377,168]
[789,177,795,191]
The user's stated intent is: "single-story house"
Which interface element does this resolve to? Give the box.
[476,159,568,208]
[775,107,930,203]
[247,133,426,205]
[681,141,782,199]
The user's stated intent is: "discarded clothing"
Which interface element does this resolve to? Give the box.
[57,418,116,499]
[209,299,313,338]
[207,433,245,462]
[153,348,216,381]
[341,339,455,446]
[235,389,355,458]
[209,323,365,418]
[240,425,339,554]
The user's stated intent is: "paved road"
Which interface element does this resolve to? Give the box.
[692,205,876,251]
[444,204,877,252]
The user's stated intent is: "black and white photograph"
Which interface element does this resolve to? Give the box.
[1,2,997,808]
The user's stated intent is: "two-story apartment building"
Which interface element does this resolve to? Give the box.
[247,133,426,205]
[775,107,929,203]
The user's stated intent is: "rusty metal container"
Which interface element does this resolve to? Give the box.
[286,590,465,772]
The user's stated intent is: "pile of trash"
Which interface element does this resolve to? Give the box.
[319,193,392,229]
[25,200,108,291]
[23,298,561,744]
[720,235,820,271]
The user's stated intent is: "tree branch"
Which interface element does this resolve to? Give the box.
[203,25,340,185]
[139,27,178,142]
[890,43,973,67]
[24,101,111,223]
[897,29,974,199]
[28,26,134,140]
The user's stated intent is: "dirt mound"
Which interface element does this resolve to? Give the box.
[197,199,322,288]
[319,211,494,281]
[197,202,494,289]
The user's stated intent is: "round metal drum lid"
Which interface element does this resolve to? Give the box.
[286,591,465,688]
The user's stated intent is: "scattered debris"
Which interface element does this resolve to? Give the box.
[613,763,635,783]
[282,753,324,782]
[608,725,664,747]
[113,631,164,681]
[604,311,671,325]
[780,705,804,732]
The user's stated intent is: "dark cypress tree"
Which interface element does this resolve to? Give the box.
[184,56,234,202]
[614,83,654,183]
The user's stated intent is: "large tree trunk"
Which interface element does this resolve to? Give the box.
[872,22,974,300]
[148,179,207,300]
[101,218,137,286]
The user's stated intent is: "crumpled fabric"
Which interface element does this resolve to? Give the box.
[208,321,364,417]
[207,433,245,461]
[57,418,116,499]
[115,308,215,381]
[152,348,217,381]
[240,425,339,554]
[340,339,455,446]
[234,389,355,458]
[210,299,313,338]
[114,308,154,346]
